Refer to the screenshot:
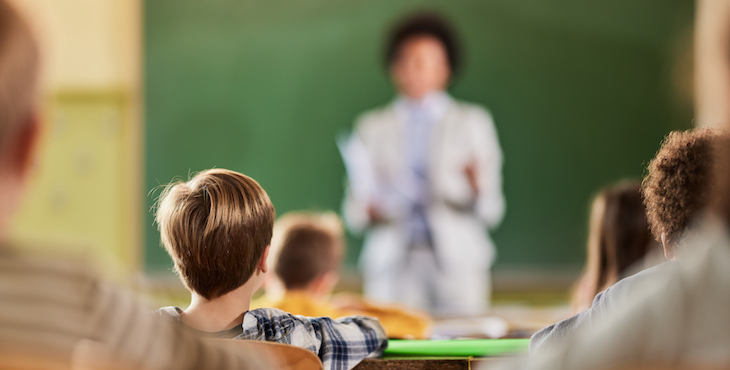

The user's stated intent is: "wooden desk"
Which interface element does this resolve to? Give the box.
[354,357,503,370]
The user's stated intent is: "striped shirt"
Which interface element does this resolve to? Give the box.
[0,251,270,369]
[158,306,388,370]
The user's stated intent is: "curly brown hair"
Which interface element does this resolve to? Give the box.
[642,129,725,245]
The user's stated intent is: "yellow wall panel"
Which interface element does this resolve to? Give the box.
[9,91,136,277]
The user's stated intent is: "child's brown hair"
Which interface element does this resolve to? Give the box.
[270,212,345,290]
[155,169,275,299]
[572,181,656,312]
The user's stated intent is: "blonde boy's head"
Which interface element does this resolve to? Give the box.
[270,212,345,290]
[0,0,40,143]
[155,169,275,300]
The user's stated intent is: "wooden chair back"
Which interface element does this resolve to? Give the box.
[0,347,70,370]
[207,339,323,370]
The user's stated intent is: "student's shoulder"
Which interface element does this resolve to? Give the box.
[607,262,676,299]
[245,307,336,336]
[245,307,302,326]
[632,261,676,279]
[246,307,385,339]
[246,307,379,326]
[530,263,676,354]
[246,307,298,319]
[582,262,676,319]
[242,308,384,348]
[156,306,183,322]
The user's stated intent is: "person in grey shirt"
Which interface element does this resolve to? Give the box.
[0,2,271,368]
[530,129,725,354]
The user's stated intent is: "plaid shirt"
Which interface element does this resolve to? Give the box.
[239,308,387,370]
[158,306,387,370]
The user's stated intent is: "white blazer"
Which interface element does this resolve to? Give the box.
[344,97,505,275]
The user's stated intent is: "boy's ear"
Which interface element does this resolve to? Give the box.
[257,244,270,273]
[661,231,674,260]
[310,271,340,297]
[324,271,340,294]
[0,115,40,224]
[3,114,40,178]
[17,115,40,176]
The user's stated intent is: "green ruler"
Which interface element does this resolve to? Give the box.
[383,339,530,357]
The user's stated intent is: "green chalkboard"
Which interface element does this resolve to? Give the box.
[144,0,694,273]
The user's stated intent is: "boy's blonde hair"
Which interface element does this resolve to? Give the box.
[0,0,40,143]
[270,212,344,290]
[155,169,275,300]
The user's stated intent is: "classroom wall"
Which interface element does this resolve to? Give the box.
[144,0,694,276]
[695,0,730,128]
[8,0,143,278]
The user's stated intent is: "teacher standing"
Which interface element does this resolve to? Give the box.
[343,13,505,317]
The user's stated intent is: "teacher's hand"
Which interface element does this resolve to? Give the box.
[367,204,386,224]
[464,159,480,195]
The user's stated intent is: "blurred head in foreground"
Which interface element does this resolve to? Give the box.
[0,4,274,368]
[642,128,727,260]
[386,12,459,99]
[572,181,659,313]
[0,0,40,239]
